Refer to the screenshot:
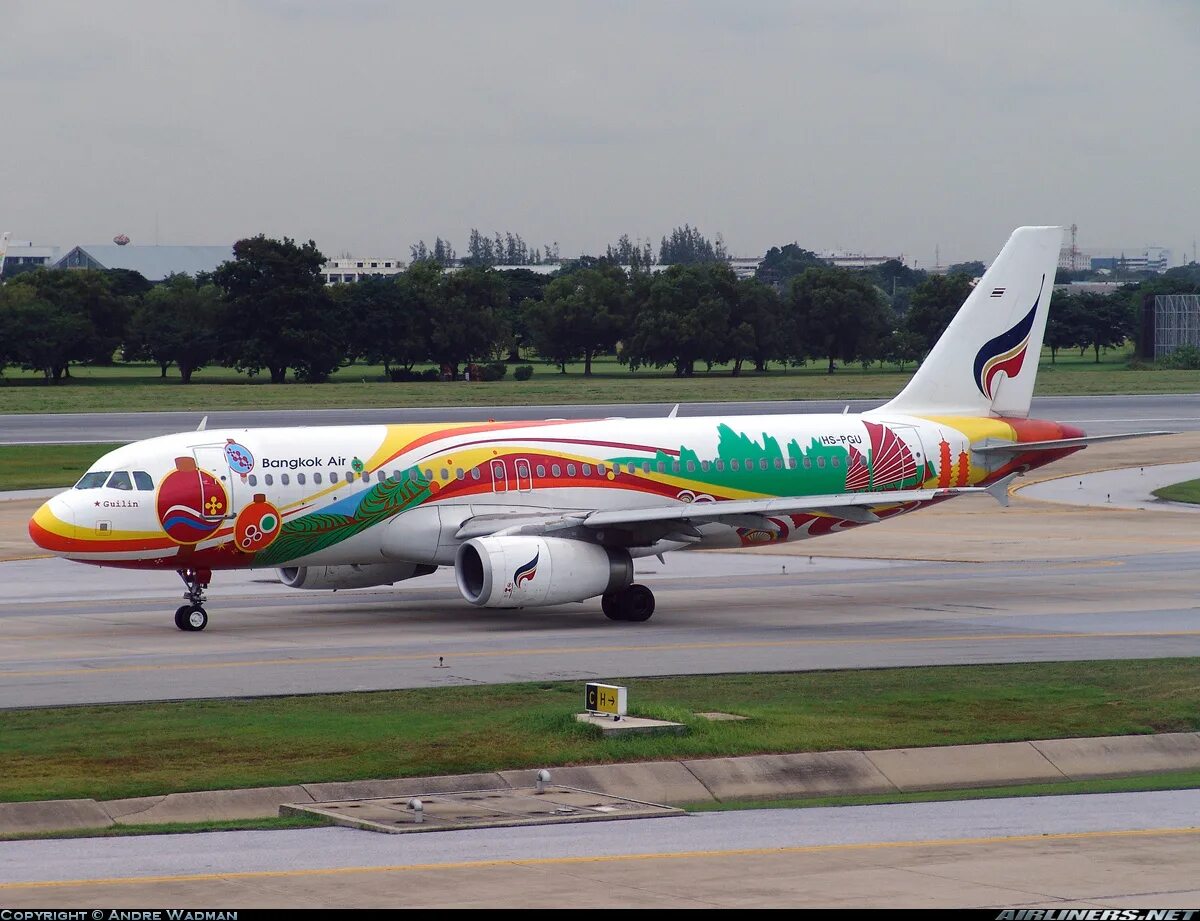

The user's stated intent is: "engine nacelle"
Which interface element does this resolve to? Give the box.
[277,562,436,590]
[455,536,632,608]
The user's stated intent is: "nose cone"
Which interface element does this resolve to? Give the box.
[28,493,76,556]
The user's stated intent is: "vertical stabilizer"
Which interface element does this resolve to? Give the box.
[875,226,1063,419]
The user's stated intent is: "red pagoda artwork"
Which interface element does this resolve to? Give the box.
[955,449,971,486]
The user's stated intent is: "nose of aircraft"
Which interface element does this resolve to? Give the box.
[28,492,77,555]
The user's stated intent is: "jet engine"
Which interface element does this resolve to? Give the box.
[455,536,632,608]
[277,562,436,590]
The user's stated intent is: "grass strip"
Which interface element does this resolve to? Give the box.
[686,769,1200,812]
[0,813,331,842]
[1,348,1197,414]
[1152,479,1200,504]
[0,443,122,490]
[3,659,1199,803]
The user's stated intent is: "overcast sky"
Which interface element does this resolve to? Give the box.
[4,1,1198,266]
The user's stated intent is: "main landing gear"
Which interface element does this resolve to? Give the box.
[601,584,655,622]
[175,568,211,632]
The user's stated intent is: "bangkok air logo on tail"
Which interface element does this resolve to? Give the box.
[513,552,539,588]
[972,275,1044,399]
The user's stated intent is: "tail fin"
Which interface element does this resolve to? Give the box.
[877,225,1063,419]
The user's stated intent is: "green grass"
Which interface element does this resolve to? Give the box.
[0,443,122,490]
[1,346,1197,414]
[685,769,1200,812]
[0,814,330,842]
[1152,478,1200,504]
[3,659,1198,804]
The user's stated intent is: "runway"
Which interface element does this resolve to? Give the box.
[3,791,1197,907]
[4,542,1200,708]
[1,393,1197,443]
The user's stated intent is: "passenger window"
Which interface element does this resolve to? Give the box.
[423,469,433,481]
[314,472,323,484]
[817,457,825,469]
[106,471,133,490]
[686,461,695,473]
[657,462,666,473]
[745,458,753,470]
[456,468,465,480]
[672,462,681,474]
[701,460,709,472]
[345,471,355,482]
[281,473,290,485]
[803,458,812,470]
[642,462,650,474]
[551,464,561,477]
[566,464,576,476]
[133,471,154,491]
[536,464,546,477]
[330,472,339,484]
[582,464,592,476]
[265,474,274,485]
[471,468,480,480]
[297,473,306,485]
[75,471,110,489]
[831,456,840,468]
[788,458,797,469]
[759,459,768,470]
[730,460,740,471]
[248,474,258,487]
[440,468,449,481]
[377,471,386,483]
[715,460,724,472]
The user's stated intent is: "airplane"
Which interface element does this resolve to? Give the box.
[28,226,1167,631]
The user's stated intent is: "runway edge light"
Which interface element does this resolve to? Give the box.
[585,682,627,720]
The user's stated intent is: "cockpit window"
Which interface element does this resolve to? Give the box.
[106,471,133,491]
[75,472,110,489]
[133,471,154,491]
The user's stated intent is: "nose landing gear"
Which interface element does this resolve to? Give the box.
[175,568,212,631]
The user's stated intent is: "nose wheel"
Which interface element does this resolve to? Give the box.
[176,568,212,631]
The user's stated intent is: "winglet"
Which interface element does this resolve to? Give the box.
[668,404,680,419]
[197,415,208,432]
[984,472,1020,507]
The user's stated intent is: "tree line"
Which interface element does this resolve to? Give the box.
[1,234,1192,385]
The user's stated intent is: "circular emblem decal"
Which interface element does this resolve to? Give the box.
[224,439,255,476]
[156,457,228,544]
[234,493,281,553]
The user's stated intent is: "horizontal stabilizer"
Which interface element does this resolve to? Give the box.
[972,431,1176,454]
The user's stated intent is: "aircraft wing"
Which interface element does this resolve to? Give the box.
[581,486,969,529]
[455,486,981,545]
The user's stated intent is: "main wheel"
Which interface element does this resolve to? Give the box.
[601,593,626,621]
[183,605,208,632]
[621,584,655,622]
[174,605,192,631]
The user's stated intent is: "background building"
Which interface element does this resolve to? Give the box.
[0,239,61,276]
[322,257,405,284]
[55,243,234,282]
